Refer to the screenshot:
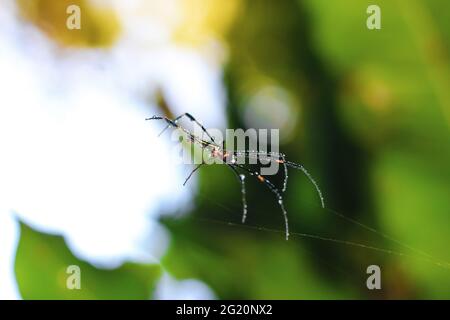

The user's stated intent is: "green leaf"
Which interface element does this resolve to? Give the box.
[15,220,162,299]
[374,150,450,298]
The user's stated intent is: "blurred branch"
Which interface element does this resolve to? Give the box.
[155,89,175,119]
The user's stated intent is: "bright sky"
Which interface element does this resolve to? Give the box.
[0,0,224,299]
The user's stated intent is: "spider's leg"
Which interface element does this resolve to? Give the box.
[183,163,204,186]
[146,116,180,137]
[235,164,289,240]
[284,161,325,208]
[248,151,322,207]
[280,154,288,193]
[235,151,324,208]
[235,151,289,193]
[145,116,163,120]
[158,118,181,137]
[173,113,218,145]
[226,164,248,224]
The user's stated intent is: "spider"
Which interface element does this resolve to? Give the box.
[146,113,324,240]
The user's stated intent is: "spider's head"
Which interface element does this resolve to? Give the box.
[211,147,220,158]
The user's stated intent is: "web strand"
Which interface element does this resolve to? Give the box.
[194,192,450,270]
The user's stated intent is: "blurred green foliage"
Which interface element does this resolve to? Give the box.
[15,221,161,299]
[162,0,450,299]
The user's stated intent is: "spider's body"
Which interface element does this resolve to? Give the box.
[146,113,324,240]
[210,148,236,164]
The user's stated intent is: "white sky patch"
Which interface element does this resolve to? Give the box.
[0,0,225,299]
[153,273,217,300]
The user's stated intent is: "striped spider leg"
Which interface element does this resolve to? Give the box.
[234,150,325,208]
[234,150,289,192]
[146,114,219,148]
[227,150,324,240]
[230,162,290,240]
